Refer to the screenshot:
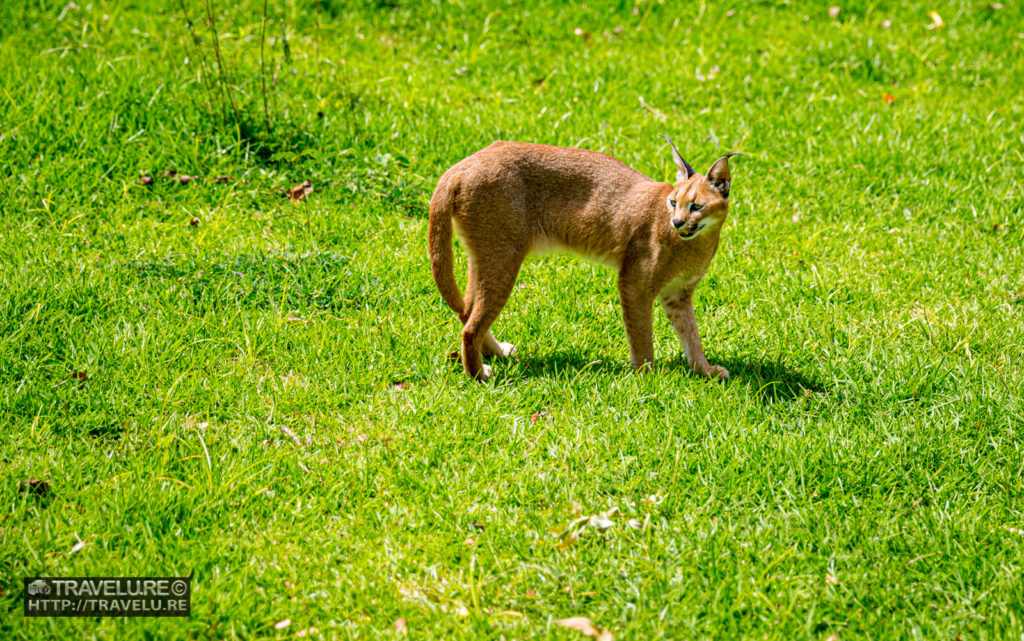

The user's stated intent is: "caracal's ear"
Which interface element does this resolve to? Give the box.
[706,152,745,199]
[659,134,696,182]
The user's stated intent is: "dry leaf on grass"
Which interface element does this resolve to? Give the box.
[551,515,591,541]
[70,534,89,555]
[158,170,198,184]
[638,96,667,121]
[556,616,614,641]
[882,92,895,105]
[530,409,551,424]
[279,425,303,448]
[550,507,622,544]
[289,180,314,202]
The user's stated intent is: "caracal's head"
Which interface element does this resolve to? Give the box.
[659,134,743,240]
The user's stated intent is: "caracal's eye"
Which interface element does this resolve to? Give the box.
[690,202,705,212]
[669,199,677,209]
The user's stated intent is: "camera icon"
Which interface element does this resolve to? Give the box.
[27,580,51,596]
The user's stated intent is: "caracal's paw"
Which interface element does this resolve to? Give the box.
[700,364,729,380]
[494,342,516,358]
[475,364,493,382]
[631,361,657,373]
[483,340,516,358]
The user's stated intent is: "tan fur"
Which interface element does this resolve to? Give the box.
[428,140,739,381]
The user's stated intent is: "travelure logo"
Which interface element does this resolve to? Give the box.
[27,579,50,596]
[24,577,190,618]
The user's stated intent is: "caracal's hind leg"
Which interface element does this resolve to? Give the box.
[459,257,516,360]
[462,257,516,359]
[461,252,523,380]
[482,334,516,359]
[617,269,656,372]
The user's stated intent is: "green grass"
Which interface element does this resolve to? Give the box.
[2,0,1024,638]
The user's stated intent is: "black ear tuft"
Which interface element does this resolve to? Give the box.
[706,152,744,198]
[659,134,696,182]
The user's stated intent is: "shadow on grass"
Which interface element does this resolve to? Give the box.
[509,350,632,378]
[510,350,825,402]
[715,356,827,402]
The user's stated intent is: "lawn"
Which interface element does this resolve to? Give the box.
[2,0,1023,638]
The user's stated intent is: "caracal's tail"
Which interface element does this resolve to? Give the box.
[428,174,465,317]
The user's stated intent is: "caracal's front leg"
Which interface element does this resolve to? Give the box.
[660,288,729,379]
[618,273,656,371]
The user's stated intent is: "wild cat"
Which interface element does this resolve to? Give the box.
[428,136,741,381]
